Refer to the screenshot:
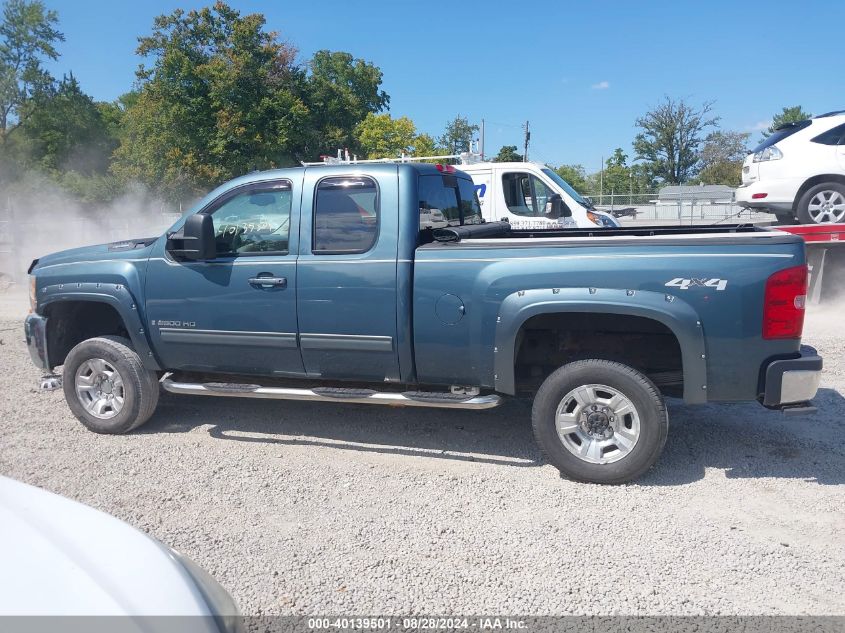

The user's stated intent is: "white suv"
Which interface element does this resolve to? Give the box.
[736,111,845,224]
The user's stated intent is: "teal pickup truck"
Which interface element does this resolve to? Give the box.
[24,163,822,484]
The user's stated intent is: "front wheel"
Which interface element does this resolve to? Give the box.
[63,336,160,434]
[531,359,668,484]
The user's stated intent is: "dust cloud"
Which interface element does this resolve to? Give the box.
[803,247,845,337]
[0,173,180,286]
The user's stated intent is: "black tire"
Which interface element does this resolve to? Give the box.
[531,359,668,484]
[796,182,845,225]
[63,336,159,434]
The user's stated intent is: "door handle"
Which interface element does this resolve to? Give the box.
[248,276,287,289]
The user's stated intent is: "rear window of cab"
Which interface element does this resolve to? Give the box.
[418,174,482,228]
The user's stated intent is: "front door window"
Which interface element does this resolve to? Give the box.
[502,172,554,217]
[210,185,292,256]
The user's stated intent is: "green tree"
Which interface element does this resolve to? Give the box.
[606,147,627,167]
[601,148,632,197]
[0,0,63,138]
[410,132,442,160]
[96,91,137,142]
[439,114,478,155]
[305,50,389,156]
[354,112,416,159]
[762,105,812,139]
[633,97,719,184]
[629,162,657,193]
[113,2,309,200]
[554,164,588,192]
[492,145,523,162]
[17,73,118,174]
[696,130,749,186]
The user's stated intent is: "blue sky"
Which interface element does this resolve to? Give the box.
[44,0,844,173]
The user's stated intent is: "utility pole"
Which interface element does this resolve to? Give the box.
[599,155,604,205]
[523,121,530,162]
[480,118,485,160]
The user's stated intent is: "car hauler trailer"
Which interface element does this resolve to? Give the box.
[778,224,845,304]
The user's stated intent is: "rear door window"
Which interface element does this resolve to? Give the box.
[812,123,845,146]
[313,177,379,254]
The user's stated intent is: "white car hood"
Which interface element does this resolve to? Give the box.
[0,476,213,617]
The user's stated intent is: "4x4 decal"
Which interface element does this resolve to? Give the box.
[665,278,728,291]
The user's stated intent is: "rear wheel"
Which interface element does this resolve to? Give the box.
[63,336,159,434]
[531,359,668,484]
[797,182,845,224]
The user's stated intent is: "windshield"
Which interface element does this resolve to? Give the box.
[541,168,589,208]
[752,120,812,153]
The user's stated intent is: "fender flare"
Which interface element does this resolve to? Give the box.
[493,287,707,403]
[39,284,161,371]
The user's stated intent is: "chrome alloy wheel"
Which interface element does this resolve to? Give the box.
[75,358,125,420]
[555,384,641,464]
[808,190,845,224]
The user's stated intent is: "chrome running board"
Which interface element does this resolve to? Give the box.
[160,378,502,410]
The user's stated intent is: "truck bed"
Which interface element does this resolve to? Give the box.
[413,220,806,403]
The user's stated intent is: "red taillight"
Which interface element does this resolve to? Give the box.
[751,193,768,199]
[762,265,807,339]
[435,163,455,173]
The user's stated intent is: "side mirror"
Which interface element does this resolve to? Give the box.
[545,193,563,219]
[166,213,216,260]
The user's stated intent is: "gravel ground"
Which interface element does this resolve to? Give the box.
[1,289,843,616]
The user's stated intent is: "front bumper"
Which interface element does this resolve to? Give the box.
[24,313,50,371]
[761,345,822,408]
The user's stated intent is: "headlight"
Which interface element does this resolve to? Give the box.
[29,276,36,313]
[168,548,243,633]
[586,211,602,226]
[753,146,783,162]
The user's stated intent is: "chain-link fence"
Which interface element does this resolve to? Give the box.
[585,192,773,225]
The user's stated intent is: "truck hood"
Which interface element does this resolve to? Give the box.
[0,476,214,617]
[31,237,159,272]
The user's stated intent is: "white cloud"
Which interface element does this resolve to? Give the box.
[749,120,771,131]
[591,80,610,90]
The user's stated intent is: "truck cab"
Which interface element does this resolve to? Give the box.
[457,161,619,229]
